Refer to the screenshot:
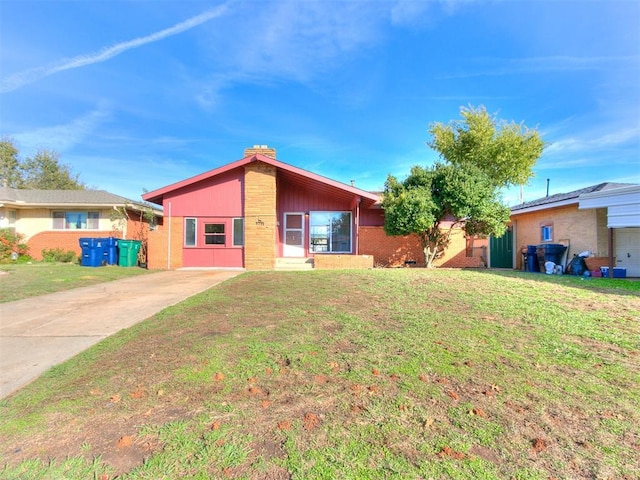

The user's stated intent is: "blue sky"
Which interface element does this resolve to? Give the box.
[1,0,639,206]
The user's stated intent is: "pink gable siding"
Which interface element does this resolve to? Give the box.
[164,168,243,217]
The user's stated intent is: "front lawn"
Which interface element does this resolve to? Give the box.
[1,269,638,479]
[0,262,153,303]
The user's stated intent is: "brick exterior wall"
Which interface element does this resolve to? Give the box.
[359,225,486,268]
[359,226,423,267]
[26,231,119,261]
[314,254,374,269]
[147,217,183,270]
[23,209,151,262]
[244,162,277,270]
[512,205,606,269]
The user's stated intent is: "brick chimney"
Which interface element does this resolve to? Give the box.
[244,144,276,159]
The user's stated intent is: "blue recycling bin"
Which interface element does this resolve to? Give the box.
[79,238,107,267]
[526,245,539,272]
[103,237,119,265]
[536,244,567,272]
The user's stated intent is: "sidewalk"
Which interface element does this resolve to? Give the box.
[0,269,242,399]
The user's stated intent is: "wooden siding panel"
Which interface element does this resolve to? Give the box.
[276,181,359,257]
[360,208,385,227]
[183,247,243,268]
[277,180,354,213]
[181,216,244,268]
[164,168,243,217]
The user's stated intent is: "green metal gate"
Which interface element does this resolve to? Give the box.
[490,226,513,268]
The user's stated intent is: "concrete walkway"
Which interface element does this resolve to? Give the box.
[0,269,242,399]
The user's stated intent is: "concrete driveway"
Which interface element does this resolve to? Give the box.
[0,269,242,399]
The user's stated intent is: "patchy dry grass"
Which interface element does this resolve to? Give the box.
[0,263,152,303]
[1,269,638,479]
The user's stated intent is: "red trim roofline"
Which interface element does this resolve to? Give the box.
[142,154,380,205]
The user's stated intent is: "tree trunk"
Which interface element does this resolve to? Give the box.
[420,235,440,268]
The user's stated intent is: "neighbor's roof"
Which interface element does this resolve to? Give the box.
[142,153,381,207]
[0,187,162,214]
[510,182,636,215]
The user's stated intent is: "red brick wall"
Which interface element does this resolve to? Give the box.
[359,226,486,268]
[26,231,113,260]
[359,226,424,267]
[25,209,151,262]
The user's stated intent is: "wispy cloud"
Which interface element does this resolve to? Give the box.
[545,127,640,155]
[0,3,230,93]
[13,103,111,153]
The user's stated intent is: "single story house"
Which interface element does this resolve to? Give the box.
[0,187,162,261]
[508,182,640,276]
[142,145,486,270]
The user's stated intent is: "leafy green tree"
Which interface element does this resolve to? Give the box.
[383,105,541,268]
[428,105,544,188]
[383,163,510,268]
[0,138,21,188]
[20,149,85,190]
[0,139,86,189]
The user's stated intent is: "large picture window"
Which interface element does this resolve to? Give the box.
[309,212,352,253]
[53,211,99,230]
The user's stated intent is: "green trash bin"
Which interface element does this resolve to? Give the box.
[118,240,141,267]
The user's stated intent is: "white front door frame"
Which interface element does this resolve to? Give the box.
[283,212,305,257]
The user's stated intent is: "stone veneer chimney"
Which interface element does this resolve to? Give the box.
[244,144,277,159]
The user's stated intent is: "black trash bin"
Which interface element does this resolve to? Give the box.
[526,245,539,272]
[536,244,567,272]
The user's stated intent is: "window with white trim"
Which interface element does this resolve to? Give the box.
[185,218,196,246]
[541,224,553,242]
[52,211,99,229]
[204,223,225,245]
[309,211,352,253]
[233,218,244,246]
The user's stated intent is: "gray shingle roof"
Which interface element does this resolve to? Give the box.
[511,182,636,211]
[0,187,160,213]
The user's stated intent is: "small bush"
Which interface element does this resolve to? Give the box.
[0,228,29,262]
[41,248,78,263]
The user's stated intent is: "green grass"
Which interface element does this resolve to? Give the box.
[0,269,638,479]
[0,262,153,302]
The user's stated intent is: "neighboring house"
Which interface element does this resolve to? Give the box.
[508,182,640,276]
[0,187,162,261]
[142,145,486,270]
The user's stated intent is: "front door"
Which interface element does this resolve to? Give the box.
[283,213,305,257]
